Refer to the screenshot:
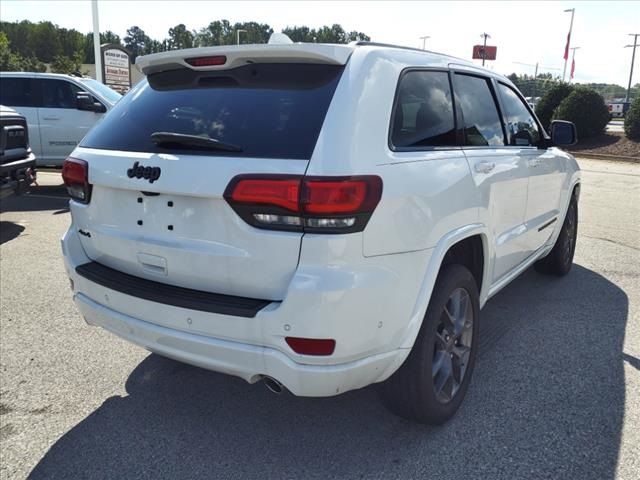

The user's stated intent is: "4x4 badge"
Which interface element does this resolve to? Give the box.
[127,161,161,183]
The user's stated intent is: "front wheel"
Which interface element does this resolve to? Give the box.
[379,264,480,425]
[534,195,578,276]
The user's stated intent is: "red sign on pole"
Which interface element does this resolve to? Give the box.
[472,45,497,61]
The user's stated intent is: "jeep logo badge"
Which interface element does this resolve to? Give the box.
[127,161,161,183]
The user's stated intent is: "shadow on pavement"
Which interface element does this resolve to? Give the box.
[0,189,69,214]
[0,221,25,245]
[29,265,628,480]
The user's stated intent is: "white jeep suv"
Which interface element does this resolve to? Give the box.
[61,41,580,424]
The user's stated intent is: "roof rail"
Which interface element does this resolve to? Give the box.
[354,41,469,64]
[354,41,435,55]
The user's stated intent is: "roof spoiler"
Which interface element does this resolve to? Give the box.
[136,43,354,76]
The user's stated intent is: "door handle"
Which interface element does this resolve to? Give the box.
[42,116,60,121]
[474,161,495,174]
[528,158,543,167]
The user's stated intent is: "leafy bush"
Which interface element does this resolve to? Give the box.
[624,96,640,141]
[535,83,574,131]
[50,53,83,74]
[553,87,610,139]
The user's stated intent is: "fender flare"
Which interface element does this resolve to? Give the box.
[397,223,491,350]
[544,174,581,251]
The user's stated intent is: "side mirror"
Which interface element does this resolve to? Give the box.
[550,120,577,146]
[76,92,106,113]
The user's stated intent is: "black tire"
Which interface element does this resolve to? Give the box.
[534,194,578,276]
[379,264,480,425]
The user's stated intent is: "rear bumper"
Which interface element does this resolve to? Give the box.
[74,292,404,396]
[62,225,432,396]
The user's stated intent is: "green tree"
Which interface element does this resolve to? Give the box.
[20,55,47,72]
[624,96,640,140]
[167,24,195,49]
[231,21,273,44]
[50,52,83,74]
[0,31,22,70]
[101,30,121,45]
[57,27,85,59]
[535,83,574,131]
[553,87,610,139]
[282,26,313,42]
[27,21,62,62]
[124,26,150,59]
[283,23,369,43]
[144,39,166,54]
[195,20,233,46]
[83,31,125,63]
[0,31,45,72]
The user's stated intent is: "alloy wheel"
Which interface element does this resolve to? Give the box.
[432,287,474,403]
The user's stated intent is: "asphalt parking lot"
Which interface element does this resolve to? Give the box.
[1,159,639,480]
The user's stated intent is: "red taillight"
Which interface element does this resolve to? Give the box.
[285,337,336,356]
[224,175,382,233]
[185,55,227,67]
[62,157,91,203]
[230,178,300,212]
[303,179,371,214]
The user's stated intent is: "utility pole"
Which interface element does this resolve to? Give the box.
[480,32,490,66]
[569,46,580,83]
[236,29,247,45]
[625,34,639,103]
[91,0,102,83]
[562,8,575,82]
[419,35,430,50]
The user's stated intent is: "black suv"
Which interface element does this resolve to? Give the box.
[1,105,36,199]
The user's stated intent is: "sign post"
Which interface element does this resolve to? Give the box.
[100,44,132,93]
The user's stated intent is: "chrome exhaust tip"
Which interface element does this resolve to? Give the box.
[263,376,285,394]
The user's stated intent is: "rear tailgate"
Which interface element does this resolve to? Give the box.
[70,48,349,301]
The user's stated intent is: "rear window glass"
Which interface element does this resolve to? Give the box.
[80,63,344,160]
[391,71,456,148]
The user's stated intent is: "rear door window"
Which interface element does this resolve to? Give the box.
[391,70,456,148]
[453,74,505,147]
[80,63,345,160]
[0,77,34,107]
[497,83,541,146]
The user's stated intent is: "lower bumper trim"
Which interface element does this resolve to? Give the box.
[75,261,271,318]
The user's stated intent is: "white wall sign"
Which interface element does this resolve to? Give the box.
[101,45,131,93]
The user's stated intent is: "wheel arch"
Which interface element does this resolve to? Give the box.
[397,223,491,350]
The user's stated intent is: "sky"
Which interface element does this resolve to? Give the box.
[2,0,639,86]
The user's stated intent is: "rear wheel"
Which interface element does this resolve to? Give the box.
[534,195,578,276]
[379,264,479,425]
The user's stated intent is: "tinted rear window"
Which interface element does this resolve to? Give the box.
[391,70,456,148]
[80,63,344,160]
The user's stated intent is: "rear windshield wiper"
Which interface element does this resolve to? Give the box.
[150,132,242,152]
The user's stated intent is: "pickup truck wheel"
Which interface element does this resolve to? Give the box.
[534,195,578,276]
[379,264,479,425]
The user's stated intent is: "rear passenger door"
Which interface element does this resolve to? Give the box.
[35,78,101,165]
[495,82,564,254]
[453,72,530,283]
[0,76,42,158]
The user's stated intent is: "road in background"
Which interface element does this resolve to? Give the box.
[1,159,638,480]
